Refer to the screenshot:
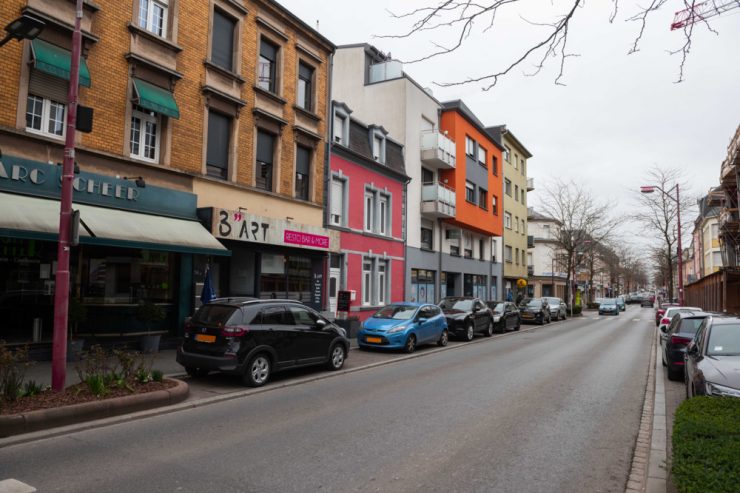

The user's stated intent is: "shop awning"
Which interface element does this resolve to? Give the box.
[31,39,92,88]
[133,78,180,119]
[0,193,229,256]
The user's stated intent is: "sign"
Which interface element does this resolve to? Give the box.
[337,290,352,318]
[214,208,339,252]
[311,259,324,308]
[517,278,528,288]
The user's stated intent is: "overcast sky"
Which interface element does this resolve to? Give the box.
[280,0,740,253]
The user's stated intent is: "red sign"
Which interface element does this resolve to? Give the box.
[283,230,329,249]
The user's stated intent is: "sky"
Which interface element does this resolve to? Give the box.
[280,0,740,253]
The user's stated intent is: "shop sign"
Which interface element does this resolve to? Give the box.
[214,209,339,252]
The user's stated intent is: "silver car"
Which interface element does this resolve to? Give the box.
[544,297,567,321]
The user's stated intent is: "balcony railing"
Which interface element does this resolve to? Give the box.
[368,60,403,83]
[526,177,535,191]
[421,182,456,218]
[420,130,456,170]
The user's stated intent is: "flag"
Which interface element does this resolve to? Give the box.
[201,267,216,304]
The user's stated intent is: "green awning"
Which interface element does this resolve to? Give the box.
[31,39,91,88]
[133,78,180,119]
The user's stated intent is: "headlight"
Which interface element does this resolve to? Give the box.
[706,382,740,398]
[388,324,409,334]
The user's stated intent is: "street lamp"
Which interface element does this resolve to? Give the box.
[640,184,683,305]
[0,14,44,47]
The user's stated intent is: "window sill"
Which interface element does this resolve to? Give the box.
[293,104,321,122]
[204,60,245,83]
[25,128,65,143]
[253,85,287,105]
[465,199,476,205]
[419,247,435,253]
[127,23,183,53]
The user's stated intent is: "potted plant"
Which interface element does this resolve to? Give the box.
[67,297,88,362]
[136,301,166,353]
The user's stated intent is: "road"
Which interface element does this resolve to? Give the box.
[0,308,654,493]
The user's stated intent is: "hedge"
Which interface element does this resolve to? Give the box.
[571,304,582,315]
[672,397,740,493]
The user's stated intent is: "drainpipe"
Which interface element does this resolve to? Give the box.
[323,52,334,314]
[438,218,443,300]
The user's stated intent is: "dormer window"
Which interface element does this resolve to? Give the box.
[369,126,387,164]
[373,135,383,161]
[332,103,351,146]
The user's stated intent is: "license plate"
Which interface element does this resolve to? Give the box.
[366,336,382,343]
[195,334,216,343]
[522,314,532,318]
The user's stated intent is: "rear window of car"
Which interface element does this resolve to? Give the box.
[193,305,241,325]
[490,303,504,313]
[524,300,542,308]
[707,324,740,356]
[678,318,705,334]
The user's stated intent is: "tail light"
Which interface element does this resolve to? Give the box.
[661,318,670,325]
[657,309,666,316]
[671,335,692,346]
[221,325,249,337]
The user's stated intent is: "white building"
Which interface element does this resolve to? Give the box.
[527,208,567,298]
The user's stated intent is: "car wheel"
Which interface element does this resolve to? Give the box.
[404,334,417,354]
[484,320,494,337]
[685,377,691,399]
[464,322,475,341]
[662,351,667,367]
[667,365,683,382]
[515,321,521,331]
[243,353,271,387]
[327,344,346,371]
[185,366,209,378]
[437,329,449,347]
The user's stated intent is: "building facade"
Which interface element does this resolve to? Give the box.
[526,209,566,298]
[0,0,334,346]
[328,102,408,320]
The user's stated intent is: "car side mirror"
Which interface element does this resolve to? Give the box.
[314,318,328,329]
[417,317,428,324]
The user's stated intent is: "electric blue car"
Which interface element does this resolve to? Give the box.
[357,303,448,353]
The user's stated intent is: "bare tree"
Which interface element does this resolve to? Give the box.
[539,179,621,306]
[383,1,736,88]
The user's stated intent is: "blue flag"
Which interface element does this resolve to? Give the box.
[201,267,216,304]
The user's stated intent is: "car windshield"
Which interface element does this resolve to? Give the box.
[492,303,505,314]
[602,299,616,305]
[524,300,542,308]
[707,323,740,356]
[439,299,473,311]
[617,297,624,302]
[192,305,240,325]
[678,318,706,334]
[544,298,559,305]
[372,305,417,320]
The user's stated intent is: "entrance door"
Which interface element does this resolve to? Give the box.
[329,268,340,314]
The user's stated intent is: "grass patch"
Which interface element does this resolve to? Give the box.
[672,396,740,493]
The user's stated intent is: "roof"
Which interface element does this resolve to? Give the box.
[528,208,561,224]
[441,100,505,152]
[487,125,533,158]
[265,0,336,51]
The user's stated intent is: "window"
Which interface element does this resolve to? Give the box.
[206,110,230,179]
[477,146,487,168]
[515,248,520,265]
[492,195,498,215]
[333,113,347,145]
[465,181,476,203]
[521,219,526,235]
[139,0,168,37]
[491,239,498,262]
[514,154,519,170]
[466,136,475,157]
[504,179,512,196]
[211,10,236,72]
[542,224,550,237]
[505,245,513,263]
[330,176,345,226]
[421,225,433,250]
[521,189,526,204]
[258,38,279,93]
[504,145,511,162]
[514,185,519,202]
[421,167,434,184]
[288,306,319,326]
[130,105,160,162]
[521,159,526,175]
[373,135,383,162]
[450,245,460,256]
[297,62,314,111]
[26,94,65,138]
[364,191,375,232]
[479,239,485,260]
[295,145,311,200]
[362,261,372,305]
[479,188,488,210]
[378,195,389,236]
[464,234,473,259]
[504,212,512,229]
[492,156,498,176]
[514,216,519,233]
[411,269,435,304]
[256,129,275,191]
[378,262,387,305]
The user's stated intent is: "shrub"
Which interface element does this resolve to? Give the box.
[572,304,583,315]
[672,397,740,493]
[0,343,29,402]
[23,380,45,397]
[85,374,107,397]
[586,302,600,309]
[151,369,164,382]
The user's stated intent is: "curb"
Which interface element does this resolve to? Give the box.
[0,378,189,439]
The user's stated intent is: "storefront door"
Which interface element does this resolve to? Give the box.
[329,268,340,314]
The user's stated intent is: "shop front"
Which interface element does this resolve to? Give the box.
[0,155,229,346]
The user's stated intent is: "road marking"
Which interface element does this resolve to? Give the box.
[633,318,641,322]
[0,479,36,493]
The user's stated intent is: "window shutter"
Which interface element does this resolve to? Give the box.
[296,145,310,174]
[256,131,275,164]
[331,180,342,216]
[260,39,277,61]
[28,69,69,103]
[298,62,313,80]
[212,11,235,71]
[206,111,230,169]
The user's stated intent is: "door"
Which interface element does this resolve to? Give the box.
[329,268,340,314]
[257,305,296,367]
[288,305,333,364]
[473,299,487,332]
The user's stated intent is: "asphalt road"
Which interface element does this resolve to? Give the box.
[0,308,653,493]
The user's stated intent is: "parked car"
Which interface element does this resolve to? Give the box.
[598,298,620,316]
[543,297,567,321]
[439,297,493,340]
[358,303,447,353]
[177,298,350,387]
[660,311,712,381]
[685,315,740,399]
[657,306,702,333]
[641,295,655,308]
[616,296,626,311]
[518,298,551,325]
[486,301,521,332]
[655,302,680,326]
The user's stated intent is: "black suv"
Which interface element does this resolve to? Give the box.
[177,298,350,387]
[438,297,494,340]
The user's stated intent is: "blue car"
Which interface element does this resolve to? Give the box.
[357,303,448,353]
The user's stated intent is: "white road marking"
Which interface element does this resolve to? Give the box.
[632,318,641,322]
[0,479,37,493]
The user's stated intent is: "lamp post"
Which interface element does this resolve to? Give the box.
[0,14,45,47]
[640,184,683,305]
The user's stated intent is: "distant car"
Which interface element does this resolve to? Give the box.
[685,315,740,399]
[543,297,567,321]
[486,301,521,332]
[519,298,551,325]
[358,303,447,353]
[641,295,655,308]
[657,306,702,333]
[616,296,626,311]
[177,298,350,387]
[598,298,619,316]
[655,302,680,326]
[439,297,493,340]
[660,311,712,381]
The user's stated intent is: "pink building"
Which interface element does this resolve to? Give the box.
[328,102,408,320]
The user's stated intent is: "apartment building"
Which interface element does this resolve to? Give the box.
[695,193,723,277]
[0,0,334,344]
[526,208,566,298]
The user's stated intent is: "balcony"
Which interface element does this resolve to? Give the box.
[527,177,535,191]
[421,182,456,218]
[720,209,740,232]
[369,60,403,83]
[420,130,456,170]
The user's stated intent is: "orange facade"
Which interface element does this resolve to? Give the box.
[439,110,503,236]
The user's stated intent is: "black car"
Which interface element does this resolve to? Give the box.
[486,301,521,332]
[176,298,350,387]
[518,298,551,325]
[438,297,493,341]
[685,315,740,399]
[660,311,711,381]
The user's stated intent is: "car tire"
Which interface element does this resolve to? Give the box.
[667,365,683,382]
[185,366,209,378]
[243,353,271,387]
[484,320,494,337]
[404,334,417,354]
[437,329,449,347]
[515,321,521,331]
[327,344,346,371]
[464,321,475,341]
